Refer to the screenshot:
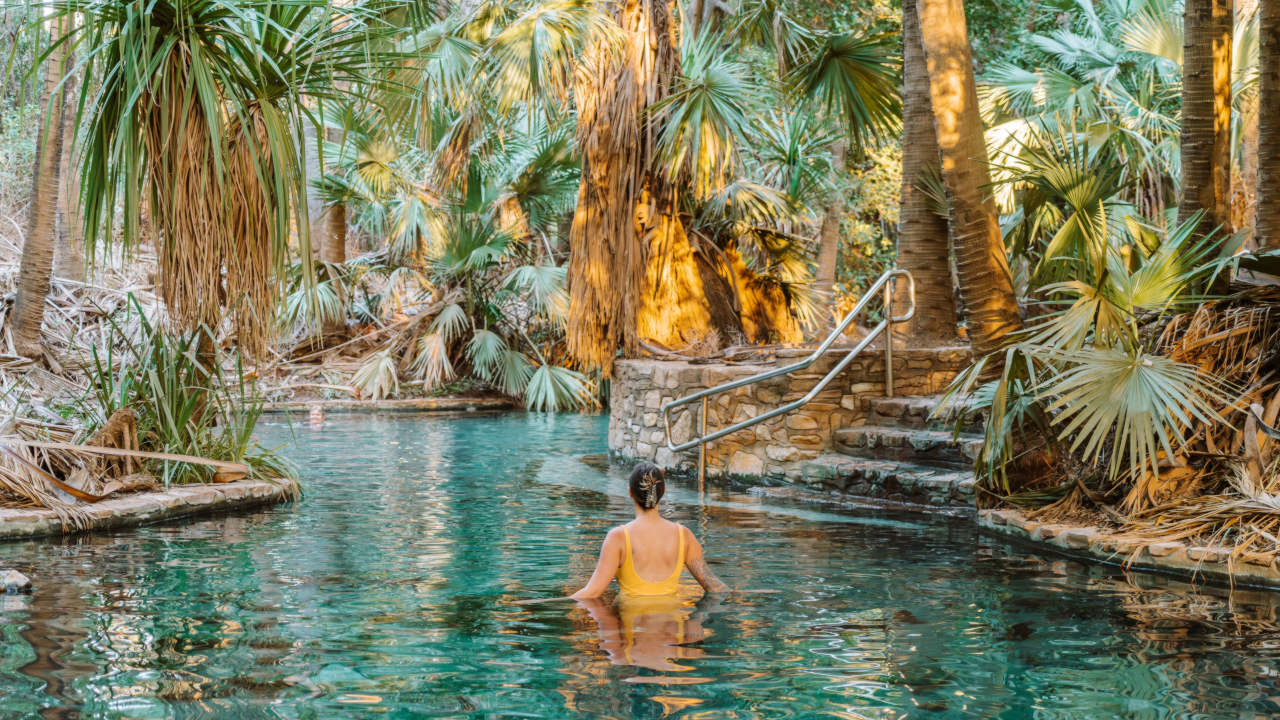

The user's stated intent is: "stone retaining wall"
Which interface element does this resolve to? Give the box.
[608,347,970,477]
[0,479,297,541]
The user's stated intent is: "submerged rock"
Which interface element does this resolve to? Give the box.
[2,569,32,594]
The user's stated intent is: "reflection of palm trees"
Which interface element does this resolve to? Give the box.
[15,574,93,719]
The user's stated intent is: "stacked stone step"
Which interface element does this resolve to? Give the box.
[809,393,986,510]
[832,425,981,470]
[788,455,976,508]
[861,394,985,431]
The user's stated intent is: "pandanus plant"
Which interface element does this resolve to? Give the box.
[45,0,401,355]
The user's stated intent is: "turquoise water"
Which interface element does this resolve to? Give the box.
[3,412,1280,719]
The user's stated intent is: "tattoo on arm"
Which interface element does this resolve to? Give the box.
[687,555,730,593]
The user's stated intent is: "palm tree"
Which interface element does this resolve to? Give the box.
[898,0,956,342]
[567,14,742,372]
[59,0,395,357]
[1259,0,1280,248]
[54,45,83,280]
[787,29,900,327]
[11,15,70,361]
[1179,0,1233,233]
[916,0,1022,357]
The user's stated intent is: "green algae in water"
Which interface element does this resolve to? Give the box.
[1,412,1279,718]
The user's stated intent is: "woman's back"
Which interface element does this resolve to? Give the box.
[616,518,684,596]
[570,462,729,600]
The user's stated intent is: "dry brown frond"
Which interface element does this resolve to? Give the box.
[144,56,284,357]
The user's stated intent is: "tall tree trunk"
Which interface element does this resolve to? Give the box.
[898,0,958,343]
[317,203,346,264]
[54,55,83,280]
[316,127,346,265]
[1258,0,1280,248]
[1179,0,1233,234]
[1233,0,1259,242]
[568,0,734,374]
[814,138,846,324]
[916,0,1021,357]
[12,17,70,360]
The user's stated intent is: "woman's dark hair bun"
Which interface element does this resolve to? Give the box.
[628,462,666,509]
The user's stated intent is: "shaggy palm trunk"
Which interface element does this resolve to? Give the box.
[1258,0,1280,248]
[916,0,1021,357]
[898,0,958,343]
[54,57,84,280]
[12,17,70,360]
[814,139,846,322]
[568,0,735,374]
[1179,0,1233,234]
[143,53,281,358]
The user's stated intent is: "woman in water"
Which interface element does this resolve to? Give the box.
[571,463,729,599]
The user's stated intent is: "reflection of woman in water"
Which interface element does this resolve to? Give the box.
[570,463,728,672]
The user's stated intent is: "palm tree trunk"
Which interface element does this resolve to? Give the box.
[316,127,346,265]
[814,138,846,321]
[12,18,70,360]
[898,0,958,343]
[1258,0,1280,248]
[317,203,346,264]
[54,54,84,280]
[915,0,1021,357]
[1179,0,1233,234]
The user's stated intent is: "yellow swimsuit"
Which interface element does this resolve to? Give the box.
[616,523,685,596]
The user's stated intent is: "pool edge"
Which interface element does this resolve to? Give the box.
[978,508,1280,591]
[0,479,297,542]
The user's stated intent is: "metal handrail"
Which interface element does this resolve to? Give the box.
[661,268,915,459]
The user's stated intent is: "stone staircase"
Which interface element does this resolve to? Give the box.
[609,345,986,511]
[787,392,986,511]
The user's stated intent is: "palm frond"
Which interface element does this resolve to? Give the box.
[524,364,595,412]
[466,328,508,379]
[785,30,901,144]
[353,349,401,401]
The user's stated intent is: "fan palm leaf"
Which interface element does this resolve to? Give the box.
[785,30,901,145]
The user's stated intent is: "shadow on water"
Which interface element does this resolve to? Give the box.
[2,412,1280,718]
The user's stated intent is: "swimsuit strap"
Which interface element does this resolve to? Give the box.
[671,524,686,580]
[621,525,634,566]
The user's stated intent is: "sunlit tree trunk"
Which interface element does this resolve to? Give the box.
[568,0,738,373]
[13,17,70,360]
[317,203,346,265]
[1179,0,1233,234]
[1233,0,1259,241]
[1258,0,1280,248]
[316,127,346,265]
[898,0,958,343]
[814,139,846,322]
[916,0,1021,357]
[54,52,84,280]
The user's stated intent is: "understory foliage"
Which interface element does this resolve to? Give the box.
[77,298,292,485]
[944,112,1280,555]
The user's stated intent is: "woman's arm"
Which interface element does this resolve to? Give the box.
[683,527,730,593]
[570,528,623,599]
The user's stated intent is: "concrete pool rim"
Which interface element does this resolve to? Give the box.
[0,479,296,542]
